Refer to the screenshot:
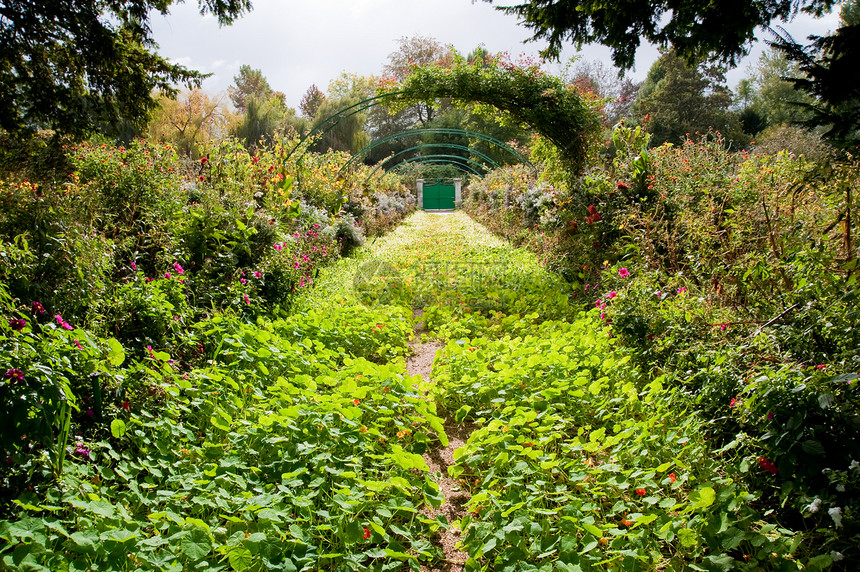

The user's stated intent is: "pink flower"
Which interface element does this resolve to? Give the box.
[130,261,137,271]
[74,339,83,350]
[253,271,262,278]
[273,243,283,251]
[677,287,687,294]
[54,314,73,330]
[607,291,617,299]
[243,294,250,305]
[164,272,171,279]
[173,262,184,275]
[720,323,728,331]
[240,278,246,285]
[618,268,630,278]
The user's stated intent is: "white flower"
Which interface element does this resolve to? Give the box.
[805,498,822,513]
[828,506,843,528]
[836,484,846,492]
[850,459,859,471]
[830,551,844,562]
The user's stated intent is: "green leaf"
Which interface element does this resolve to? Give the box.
[689,486,716,510]
[343,520,364,544]
[228,547,254,571]
[581,523,603,538]
[455,405,472,424]
[389,444,429,472]
[801,440,825,455]
[107,338,125,367]
[180,526,211,561]
[110,419,126,439]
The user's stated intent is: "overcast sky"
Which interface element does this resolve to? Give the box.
[150,0,842,110]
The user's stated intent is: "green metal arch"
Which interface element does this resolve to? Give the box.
[286,92,410,161]
[341,127,534,173]
[372,154,490,179]
[387,158,483,178]
[380,143,501,172]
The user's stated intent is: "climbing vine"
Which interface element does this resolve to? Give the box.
[377,54,602,172]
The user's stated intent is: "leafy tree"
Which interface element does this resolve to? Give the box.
[633,50,744,146]
[480,0,838,69]
[770,4,860,147]
[228,65,274,114]
[566,58,639,126]
[0,0,251,137]
[383,36,454,126]
[147,89,232,156]
[734,48,815,136]
[299,84,326,118]
[233,96,306,151]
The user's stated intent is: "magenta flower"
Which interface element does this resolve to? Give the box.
[618,268,630,278]
[720,323,728,331]
[243,294,251,305]
[767,411,774,421]
[164,272,171,279]
[607,291,617,299]
[677,286,687,294]
[74,444,91,460]
[9,318,26,331]
[253,271,262,278]
[5,369,24,383]
[173,262,184,275]
[54,314,73,330]
[31,301,45,315]
[240,278,246,285]
[130,261,137,271]
[74,339,83,350]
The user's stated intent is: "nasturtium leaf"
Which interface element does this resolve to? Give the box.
[689,486,716,510]
[228,547,254,571]
[582,523,603,538]
[110,419,126,438]
[107,338,125,366]
[180,527,211,560]
[343,519,364,544]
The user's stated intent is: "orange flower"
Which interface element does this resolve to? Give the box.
[635,488,647,496]
[669,473,676,483]
[621,518,635,527]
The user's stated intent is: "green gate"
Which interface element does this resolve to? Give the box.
[423,180,455,210]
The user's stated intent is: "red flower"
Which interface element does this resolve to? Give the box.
[353,399,360,405]
[122,401,130,411]
[617,182,629,191]
[363,527,371,539]
[729,398,737,407]
[669,473,676,483]
[757,456,778,475]
[201,157,208,165]
[635,488,646,496]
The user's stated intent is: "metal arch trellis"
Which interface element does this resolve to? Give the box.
[387,158,484,178]
[377,154,490,177]
[285,92,407,161]
[375,143,502,172]
[339,128,535,174]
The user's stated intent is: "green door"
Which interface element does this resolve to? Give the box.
[423,181,455,210]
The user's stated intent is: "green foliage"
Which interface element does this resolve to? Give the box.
[634,50,745,146]
[0,0,252,137]
[481,0,838,69]
[378,54,602,171]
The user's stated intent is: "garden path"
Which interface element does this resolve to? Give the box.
[409,309,471,572]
